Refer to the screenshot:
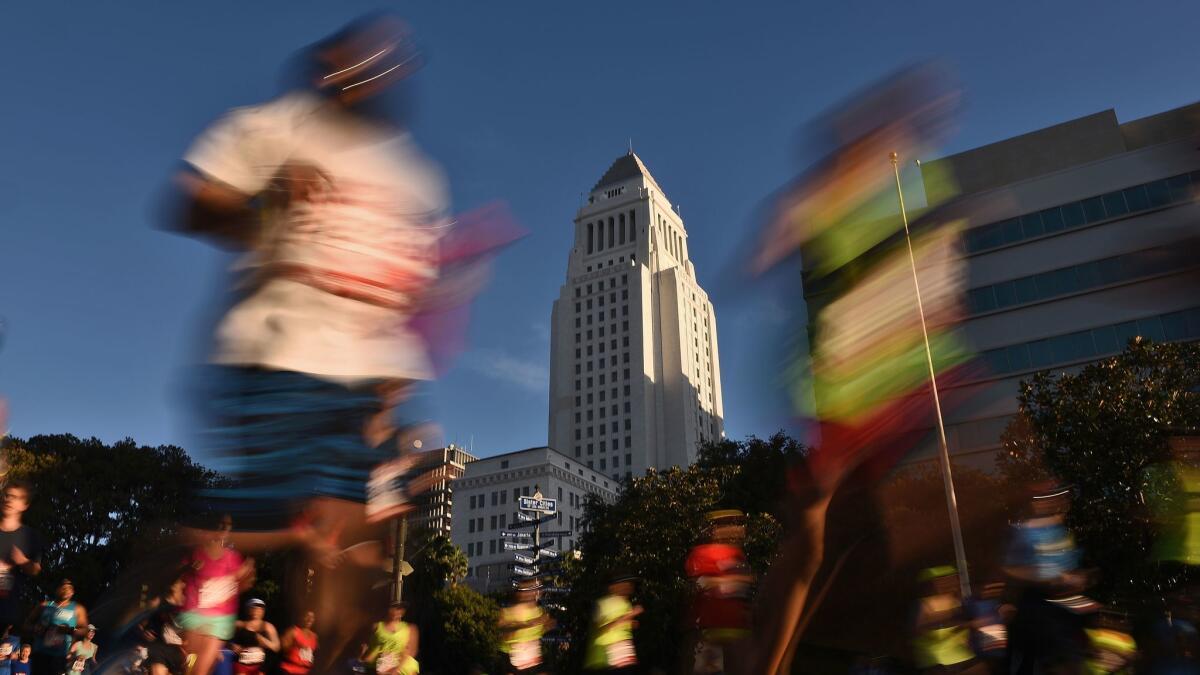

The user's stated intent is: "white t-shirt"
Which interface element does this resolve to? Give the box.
[185,92,448,383]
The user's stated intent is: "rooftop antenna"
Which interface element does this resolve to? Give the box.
[628,138,634,155]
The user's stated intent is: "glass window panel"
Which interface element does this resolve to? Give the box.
[1034,271,1058,298]
[1123,185,1150,212]
[993,281,1017,308]
[1097,257,1124,285]
[964,230,986,253]
[1014,277,1039,304]
[1049,334,1077,363]
[1091,325,1118,354]
[1137,317,1166,342]
[1081,196,1106,223]
[1101,191,1129,218]
[1146,179,1172,208]
[1075,261,1101,289]
[1071,331,1096,359]
[1185,308,1200,338]
[1061,202,1086,228]
[1053,267,1081,295]
[1162,311,1188,340]
[969,287,997,314]
[1008,213,1036,240]
[983,349,1008,373]
[1001,218,1024,243]
[1006,344,1031,371]
[1028,340,1055,368]
[977,224,1004,250]
[1167,174,1192,202]
[1039,207,1064,234]
[1113,321,1139,347]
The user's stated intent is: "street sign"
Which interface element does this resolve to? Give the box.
[538,530,572,538]
[518,496,557,513]
[503,540,535,551]
[513,552,536,565]
[507,514,556,530]
[512,565,538,577]
[516,511,537,522]
[540,586,571,595]
[500,530,531,539]
[537,548,559,559]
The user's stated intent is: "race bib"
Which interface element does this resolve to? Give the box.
[376,652,400,674]
[298,647,313,664]
[366,459,412,523]
[606,640,637,667]
[197,576,237,610]
[163,622,183,646]
[510,640,541,669]
[71,658,85,672]
[239,647,265,665]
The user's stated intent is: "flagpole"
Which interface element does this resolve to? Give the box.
[890,152,972,600]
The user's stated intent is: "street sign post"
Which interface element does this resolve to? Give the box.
[513,552,536,565]
[516,511,537,522]
[538,530,572,538]
[503,540,535,551]
[537,548,559,559]
[500,530,531,539]
[508,514,556,530]
[512,565,538,577]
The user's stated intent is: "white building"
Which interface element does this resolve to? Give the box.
[548,152,725,479]
[450,446,618,593]
[408,444,476,536]
[909,102,1200,466]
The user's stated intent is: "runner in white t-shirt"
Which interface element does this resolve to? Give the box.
[167,14,454,665]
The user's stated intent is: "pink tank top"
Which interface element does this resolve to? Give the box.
[183,547,244,617]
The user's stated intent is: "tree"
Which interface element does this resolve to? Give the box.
[997,338,1200,606]
[424,584,501,674]
[2,434,222,608]
[557,434,804,672]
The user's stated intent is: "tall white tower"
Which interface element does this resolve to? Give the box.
[548,152,724,480]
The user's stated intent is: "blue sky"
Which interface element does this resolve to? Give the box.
[3,1,1200,462]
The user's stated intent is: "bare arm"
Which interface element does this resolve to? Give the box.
[73,606,88,640]
[164,171,258,250]
[405,626,418,659]
[281,628,295,653]
[258,623,281,653]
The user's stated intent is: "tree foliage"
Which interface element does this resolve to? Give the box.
[997,338,1200,606]
[424,584,500,674]
[2,434,222,607]
[557,433,804,672]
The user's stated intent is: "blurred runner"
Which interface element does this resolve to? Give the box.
[1004,482,1095,675]
[0,624,19,675]
[29,579,88,675]
[583,573,642,673]
[167,10,442,552]
[499,579,553,675]
[0,481,41,639]
[911,567,984,675]
[685,510,753,675]
[1083,613,1136,675]
[62,625,98,675]
[966,581,1010,674]
[231,599,278,675]
[141,576,187,675]
[361,601,418,675]
[179,515,254,675]
[279,610,318,675]
[10,645,29,675]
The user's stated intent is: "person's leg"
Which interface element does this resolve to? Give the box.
[186,633,222,675]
